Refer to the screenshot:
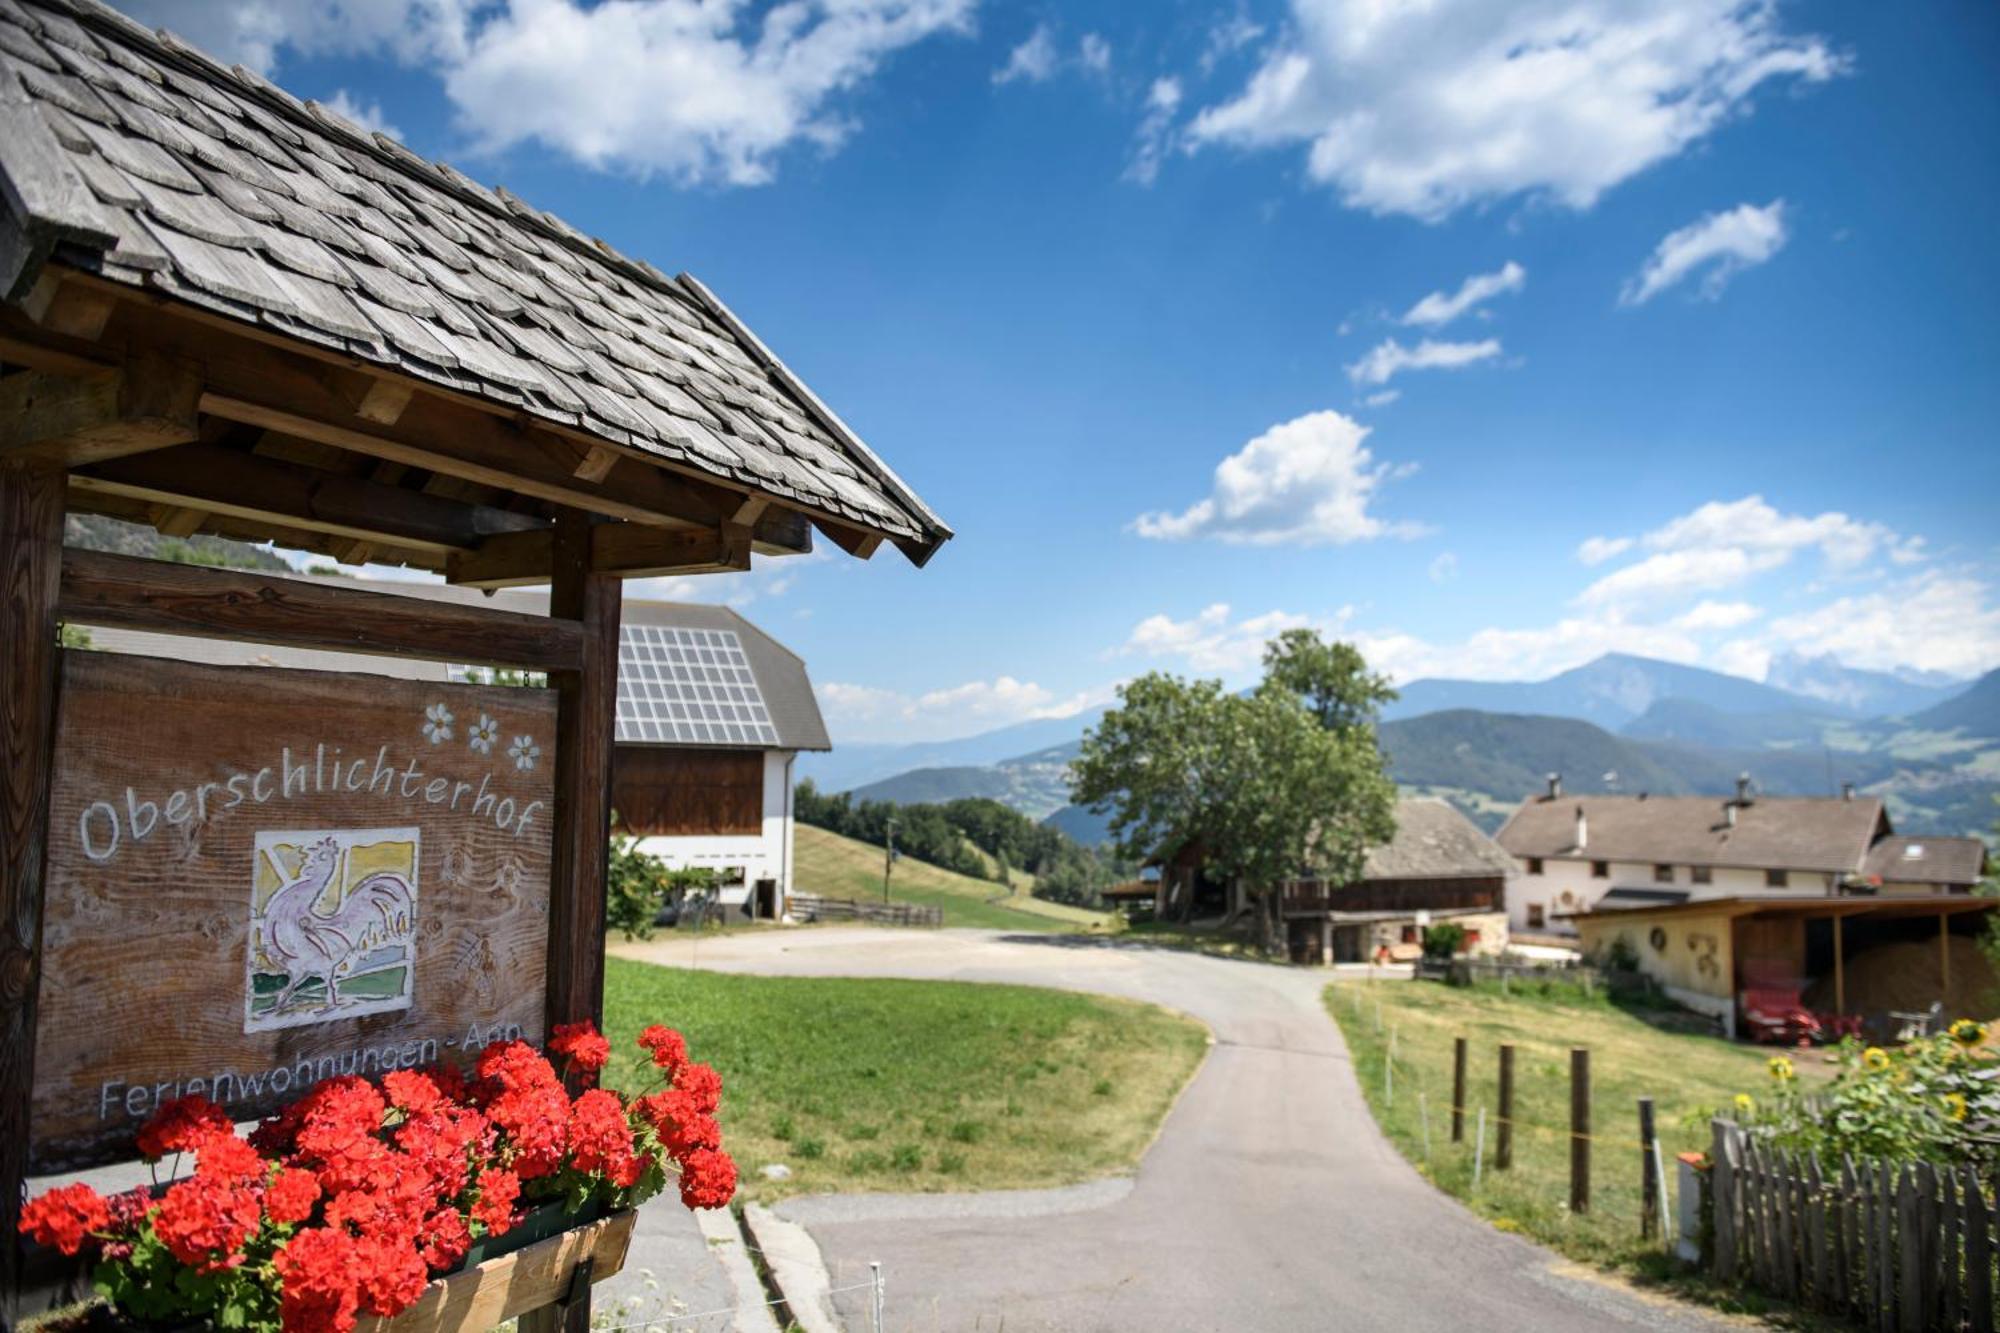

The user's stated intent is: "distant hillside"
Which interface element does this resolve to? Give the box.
[1379,709,1688,800]
[848,743,1077,818]
[797,707,1109,794]
[1620,698,1854,750]
[1909,669,2000,739]
[1384,653,1830,728]
[66,514,293,573]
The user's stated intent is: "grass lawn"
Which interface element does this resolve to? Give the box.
[1328,976,1832,1293]
[793,825,1115,933]
[604,957,1207,1201]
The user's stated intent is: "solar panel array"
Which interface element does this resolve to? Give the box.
[616,626,781,747]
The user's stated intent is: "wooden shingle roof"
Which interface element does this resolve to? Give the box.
[1496,792,1887,875]
[0,0,948,563]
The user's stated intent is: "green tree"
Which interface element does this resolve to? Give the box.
[1260,628,1397,736]
[1070,651,1398,952]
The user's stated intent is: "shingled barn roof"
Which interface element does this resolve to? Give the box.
[1496,792,1887,875]
[1363,798,1515,881]
[0,0,948,566]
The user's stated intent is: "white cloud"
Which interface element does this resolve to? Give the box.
[1078,33,1111,74]
[112,0,473,71]
[1125,77,1184,186]
[322,89,402,140]
[1577,495,1919,609]
[444,0,975,185]
[1402,261,1525,328]
[818,675,1102,741]
[1765,573,2000,680]
[1361,389,1401,409]
[1428,552,1458,583]
[1131,409,1423,547]
[1671,600,1762,632]
[1621,200,1789,305]
[994,23,1059,85]
[1577,535,1634,566]
[1119,604,1318,675]
[1184,0,1841,220]
[1346,337,1501,387]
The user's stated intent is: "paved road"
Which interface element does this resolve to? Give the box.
[614,928,1733,1333]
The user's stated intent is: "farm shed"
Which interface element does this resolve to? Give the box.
[0,0,946,1320]
[1571,895,1998,1040]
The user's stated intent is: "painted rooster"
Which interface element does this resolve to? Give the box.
[257,836,415,1019]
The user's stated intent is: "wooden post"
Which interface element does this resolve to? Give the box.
[1834,914,1846,1015]
[1639,1097,1659,1239]
[1497,1044,1515,1170]
[0,460,64,1313]
[1451,1036,1468,1144]
[1941,913,1952,1005]
[1570,1047,1591,1215]
[542,511,620,1333]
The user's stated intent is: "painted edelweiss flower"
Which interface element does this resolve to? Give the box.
[469,714,500,755]
[421,702,454,744]
[508,735,541,772]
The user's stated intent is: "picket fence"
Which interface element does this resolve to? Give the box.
[788,894,943,928]
[1710,1119,1997,1330]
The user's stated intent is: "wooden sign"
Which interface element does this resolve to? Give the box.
[30,651,558,1171]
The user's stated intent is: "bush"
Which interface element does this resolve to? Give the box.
[607,825,675,940]
[1736,1021,1999,1171]
[1421,923,1465,961]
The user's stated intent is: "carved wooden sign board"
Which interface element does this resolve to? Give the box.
[30,651,557,1171]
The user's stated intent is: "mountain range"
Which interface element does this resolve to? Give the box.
[804,652,2000,844]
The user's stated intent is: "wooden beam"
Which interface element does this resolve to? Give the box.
[57,547,583,673]
[21,274,115,343]
[72,442,545,556]
[546,509,619,1049]
[813,516,884,560]
[149,505,207,538]
[0,351,200,466]
[349,377,415,427]
[445,521,752,590]
[0,460,64,1312]
[730,494,769,527]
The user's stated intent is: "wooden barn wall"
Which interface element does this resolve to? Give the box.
[1284,875,1504,914]
[612,748,763,837]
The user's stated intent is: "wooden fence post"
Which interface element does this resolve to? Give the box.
[1638,1097,1658,1239]
[1712,1120,1738,1282]
[1497,1043,1514,1170]
[1966,1165,1994,1333]
[1451,1036,1467,1144]
[1570,1047,1590,1215]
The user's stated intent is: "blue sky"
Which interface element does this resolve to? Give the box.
[117,1,2000,741]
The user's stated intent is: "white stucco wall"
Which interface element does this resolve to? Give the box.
[1506,856,1840,934]
[632,750,797,911]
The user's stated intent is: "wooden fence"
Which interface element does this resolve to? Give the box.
[789,894,943,929]
[1710,1119,1996,1330]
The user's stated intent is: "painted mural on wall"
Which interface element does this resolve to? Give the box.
[32,651,557,1173]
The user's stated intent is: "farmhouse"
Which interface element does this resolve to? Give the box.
[1496,775,1989,934]
[80,591,830,916]
[1278,798,1515,964]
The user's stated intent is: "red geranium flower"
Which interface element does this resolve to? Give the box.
[154,1175,261,1272]
[18,1183,110,1255]
[381,1069,447,1116]
[550,1021,612,1076]
[352,1231,431,1316]
[470,1168,520,1236]
[194,1132,266,1185]
[677,1148,737,1210]
[266,1169,322,1226]
[137,1095,232,1160]
[673,1063,723,1116]
[638,1026,688,1074]
[634,1089,720,1159]
[273,1226,361,1333]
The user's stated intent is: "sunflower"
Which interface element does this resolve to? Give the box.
[1863,1046,1891,1072]
[1950,1019,1987,1046]
[1767,1056,1795,1082]
[1943,1092,1969,1123]
[1733,1093,1756,1114]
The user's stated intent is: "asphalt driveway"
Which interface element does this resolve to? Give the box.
[612,927,1733,1333]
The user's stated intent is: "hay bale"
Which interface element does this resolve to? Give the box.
[1802,935,1998,1021]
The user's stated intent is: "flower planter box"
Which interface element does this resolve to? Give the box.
[356,1208,635,1333]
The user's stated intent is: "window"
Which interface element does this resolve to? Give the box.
[1765,868,1789,888]
[1691,865,1712,886]
[1526,904,1545,928]
[1590,860,1609,879]
[1653,863,1674,884]
[1525,857,1544,875]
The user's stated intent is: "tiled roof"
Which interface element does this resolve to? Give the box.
[0,0,948,561]
[1364,798,1515,881]
[1496,792,1886,874]
[1862,835,1988,887]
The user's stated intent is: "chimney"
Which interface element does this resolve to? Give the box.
[1724,802,1738,829]
[1547,773,1562,800]
[1574,804,1588,851]
[1735,773,1753,804]
[1842,782,1855,802]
